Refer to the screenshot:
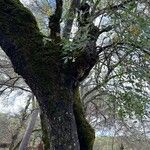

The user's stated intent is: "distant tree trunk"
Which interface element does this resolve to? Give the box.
[120,143,124,150]
[19,109,39,150]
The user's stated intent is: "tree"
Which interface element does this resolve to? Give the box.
[0,0,149,150]
[19,108,39,150]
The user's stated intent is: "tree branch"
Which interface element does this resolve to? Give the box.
[71,22,113,82]
[71,23,100,82]
[69,0,139,83]
[49,0,63,41]
[115,42,150,55]
[94,0,137,18]
[0,83,31,93]
[0,1,44,67]
[63,0,81,39]
[0,0,47,93]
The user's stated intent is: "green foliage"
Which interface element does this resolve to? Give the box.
[62,34,89,57]
[111,1,150,47]
[80,1,150,121]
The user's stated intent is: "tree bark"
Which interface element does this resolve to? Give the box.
[36,79,80,150]
[40,111,52,150]
[40,86,95,150]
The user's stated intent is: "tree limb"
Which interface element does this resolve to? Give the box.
[49,0,63,41]
[63,0,81,39]
[71,22,114,82]
[71,23,100,82]
[0,0,47,92]
[94,0,138,18]
[115,42,150,55]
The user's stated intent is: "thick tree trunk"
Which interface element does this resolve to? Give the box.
[36,79,80,150]
[40,85,95,150]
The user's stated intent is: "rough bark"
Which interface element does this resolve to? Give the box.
[40,111,52,150]
[36,78,80,150]
[40,85,95,150]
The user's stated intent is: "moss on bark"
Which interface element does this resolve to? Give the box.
[0,0,44,61]
[73,87,95,150]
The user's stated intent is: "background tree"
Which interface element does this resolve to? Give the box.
[0,0,150,150]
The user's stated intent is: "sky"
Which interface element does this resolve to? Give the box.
[21,0,56,8]
[0,91,28,114]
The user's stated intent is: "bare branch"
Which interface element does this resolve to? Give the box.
[94,0,138,18]
[0,83,31,93]
[63,0,81,39]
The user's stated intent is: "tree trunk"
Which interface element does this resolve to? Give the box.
[40,85,95,150]
[36,78,80,150]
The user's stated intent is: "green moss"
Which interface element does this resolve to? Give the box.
[0,0,43,53]
[73,87,95,150]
